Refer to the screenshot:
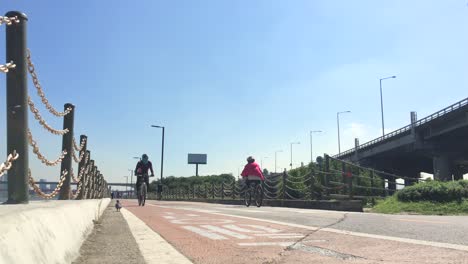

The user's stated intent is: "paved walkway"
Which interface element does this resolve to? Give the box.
[73,201,192,264]
[73,203,146,264]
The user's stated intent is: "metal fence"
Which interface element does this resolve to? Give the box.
[161,155,425,204]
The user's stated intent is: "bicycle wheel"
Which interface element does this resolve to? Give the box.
[138,192,142,206]
[142,183,147,206]
[244,187,252,207]
[255,185,263,207]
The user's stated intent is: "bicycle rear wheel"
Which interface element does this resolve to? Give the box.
[141,183,147,206]
[138,192,142,206]
[244,187,252,207]
[255,185,263,207]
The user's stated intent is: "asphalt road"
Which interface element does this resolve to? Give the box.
[122,200,468,264]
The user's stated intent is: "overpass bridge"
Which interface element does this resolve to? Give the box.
[334,97,468,189]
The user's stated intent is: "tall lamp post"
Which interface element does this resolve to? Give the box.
[380,75,396,137]
[337,111,351,155]
[275,150,283,173]
[130,157,139,197]
[290,142,300,170]
[151,125,165,199]
[310,130,322,163]
[124,176,128,196]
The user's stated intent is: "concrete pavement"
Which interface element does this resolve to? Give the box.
[76,200,468,263]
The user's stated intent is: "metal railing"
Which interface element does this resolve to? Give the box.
[160,155,418,203]
[335,97,468,158]
[1,11,110,203]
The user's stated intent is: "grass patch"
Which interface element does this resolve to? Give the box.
[372,195,468,215]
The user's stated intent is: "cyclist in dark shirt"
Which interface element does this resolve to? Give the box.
[134,154,154,193]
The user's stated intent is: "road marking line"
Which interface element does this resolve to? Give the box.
[120,208,193,264]
[254,233,304,239]
[254,233,303,236]
[209,212,468,252]
[186,214,199,217]
[216,208,265,213]
[244,224,281,233]
[265,235,305,239]
[222,224,261,233]
[395,218,450,224]
[165,212,175,215]
[182,226,227,240]
[171,218,235,224]
[238,242,295,247]
[200,225,252,239]
[163,215,175,219]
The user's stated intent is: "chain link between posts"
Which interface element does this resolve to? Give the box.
[0,16,19,26]
[27,96,69,135]
[73,137,86,152]
[27,129,67,166]
[0,151,19,177]
[0,61,16,73]
[72,149,85,163]
[26,49,72,117]
[29,169,68,199]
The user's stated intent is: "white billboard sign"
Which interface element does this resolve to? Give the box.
[188,154,207,164]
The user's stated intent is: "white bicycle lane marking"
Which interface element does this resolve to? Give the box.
[149,204,306,246]
[148,203,468,252]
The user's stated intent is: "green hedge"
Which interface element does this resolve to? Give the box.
[397,180,468,202]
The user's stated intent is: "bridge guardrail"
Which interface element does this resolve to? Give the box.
[335,97,468,158]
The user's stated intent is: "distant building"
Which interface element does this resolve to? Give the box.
[39,179,47,191]
[49,183,58,191]
[0,174,7,182]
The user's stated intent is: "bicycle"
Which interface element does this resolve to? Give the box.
[135,174,153,206]
[244,176,264,207]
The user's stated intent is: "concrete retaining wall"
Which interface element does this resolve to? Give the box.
[161,198,363,212]
[0,198,110,264]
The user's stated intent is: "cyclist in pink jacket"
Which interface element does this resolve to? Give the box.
[241,156,265,181]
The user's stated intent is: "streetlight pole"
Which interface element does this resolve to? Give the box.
[130,157,139,197]
[275,150,283,173]
[337,111,351,154]
[290,142,300,170]
[128,169,133,195]
[310,130,322,163]
[124,176,128,195]
[151,125,165,199]
[379,76,396,137]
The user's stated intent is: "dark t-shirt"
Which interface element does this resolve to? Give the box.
[135,161,154,175]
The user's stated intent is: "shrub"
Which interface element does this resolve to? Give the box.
[396,180,467,202]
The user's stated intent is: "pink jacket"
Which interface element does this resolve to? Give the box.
[241,162,264,180]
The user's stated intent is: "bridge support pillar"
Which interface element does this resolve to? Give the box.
[433,155,452,181]
[387,175,396,195]
[453,166,464,181]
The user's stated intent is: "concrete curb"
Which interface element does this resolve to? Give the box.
[160,198,363,212]
[0,198,110,264]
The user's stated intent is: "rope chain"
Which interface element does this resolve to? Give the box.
[27,96,69,135]
[27,129,67,166]
[29,169,68,199]
[26,49,72,117]
[72,148,86,163]
[73,137,86,151]
[0,16,19,26]
[0,61,16,73]
[71,176,85,199]
[0,151,19,177]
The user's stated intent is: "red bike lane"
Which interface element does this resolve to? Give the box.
[123,200,468,264]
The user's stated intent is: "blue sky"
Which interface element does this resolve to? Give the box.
[1,1,467,185]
